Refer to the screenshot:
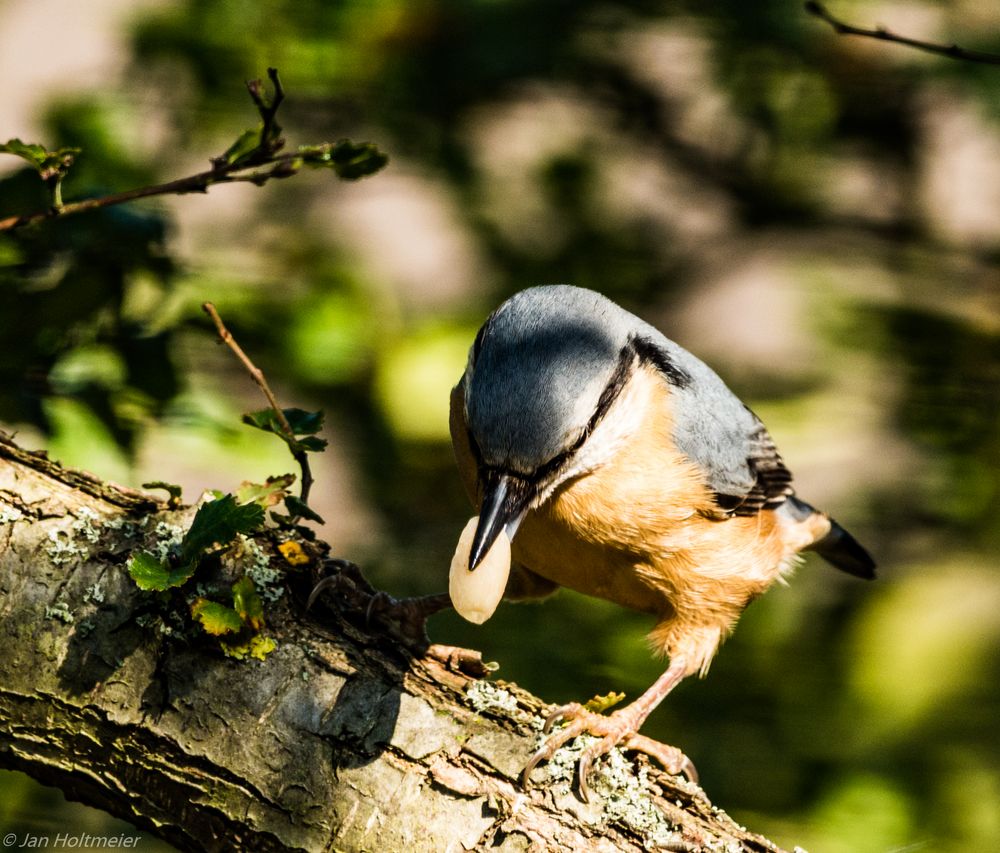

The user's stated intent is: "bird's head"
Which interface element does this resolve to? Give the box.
[461,285,639,569]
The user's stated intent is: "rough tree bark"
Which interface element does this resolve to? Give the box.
[0,432,790,852]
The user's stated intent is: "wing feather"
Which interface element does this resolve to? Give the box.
[633,335,794,517]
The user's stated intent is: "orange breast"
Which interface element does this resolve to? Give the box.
[511,366,788,620]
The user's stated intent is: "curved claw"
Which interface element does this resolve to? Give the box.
[622,732,700,784]
[522,715,587,788]
[577,730,628,803]
[543,702,583,734]
[365,589,393,627]
[520,749,545,789]
[522,705,698,802]
[306,574,342,611]
[576,751,595,804]
[679,755,699,784]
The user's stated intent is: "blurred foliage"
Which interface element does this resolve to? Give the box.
[3,0,1000,851]
[0,191,176,454]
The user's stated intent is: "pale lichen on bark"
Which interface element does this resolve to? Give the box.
[0,433,790,852]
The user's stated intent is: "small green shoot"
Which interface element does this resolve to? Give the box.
[232,576,264,630]
[282,495,324,524]
[583,691,627,715]
[0,138,80,208]
[217,127,271,168]
[221,635,277,661]
[190,575,266,637]
[298,140,388,180]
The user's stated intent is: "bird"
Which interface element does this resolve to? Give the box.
[447,284,875,801]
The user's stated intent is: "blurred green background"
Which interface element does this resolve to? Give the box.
[2,1,999,850]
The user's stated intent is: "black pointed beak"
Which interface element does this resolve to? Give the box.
[469,471,532,570]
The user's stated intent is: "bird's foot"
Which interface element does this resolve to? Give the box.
[522,702,697,802]
[307,569,451,650]
[364,590,452,648]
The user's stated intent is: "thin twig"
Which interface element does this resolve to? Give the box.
[249,68,285,149]
[202,302,314,504]
[0,160,297,232]
[805,1,1000,65]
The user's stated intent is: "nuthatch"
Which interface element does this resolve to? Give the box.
[448,285,875,800]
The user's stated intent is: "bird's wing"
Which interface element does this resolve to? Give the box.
[635,334,794,517]
[720,415,794,515]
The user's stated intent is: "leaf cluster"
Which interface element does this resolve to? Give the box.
[191,575,264,636]
[127,494,265,592]
[242,407,327,524]
[124,397,329,654]
[242,407,328,454]
[126,491,285,658]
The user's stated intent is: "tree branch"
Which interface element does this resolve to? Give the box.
[805,1,1000,65]
[0,69,387,233]
[0,431,790,852]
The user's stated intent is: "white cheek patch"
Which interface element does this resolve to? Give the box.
[449,516,511,624]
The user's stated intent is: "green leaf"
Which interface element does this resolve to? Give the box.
[243,407,324,436]
[583,691,626,714]
[127,551,197,591]
[221,635,277,661]
[235,474,295,508]
[242,408,280,433]
[242,408,328,453]
[180,495,265,564]
[299,140,388,180]
[127,551,170,590]
[232,576,265,630]
[217,126,264,167]
[284,408,324,435]
[284,495,325,524]
[191,598,243,636]
[0,138,80,180]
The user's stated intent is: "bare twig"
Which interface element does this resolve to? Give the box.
[202,302,314,504]
[805,1,1000,65]
[248,68,285,153]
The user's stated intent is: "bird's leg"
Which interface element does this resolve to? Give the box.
[522,658,696,802]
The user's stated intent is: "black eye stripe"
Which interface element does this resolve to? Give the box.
[630,335,691,388]
[528,342,636,482]
[471,331,684,488]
